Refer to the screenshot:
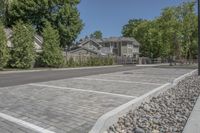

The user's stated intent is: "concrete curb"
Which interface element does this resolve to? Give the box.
[0,65,123,74]
[172,69,197,86]
[182,95,200,133]
[136,63,169,67]
[89,69,197,133]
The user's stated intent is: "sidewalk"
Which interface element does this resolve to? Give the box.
[0,65,122,74]
[136,63,169,67]
[183,96,200,133]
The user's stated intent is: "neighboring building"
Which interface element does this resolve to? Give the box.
[98,37,140,58]
[68,47,99,56]
[68,39,103,56]
[4,28,43,52]
[69,37,140,59]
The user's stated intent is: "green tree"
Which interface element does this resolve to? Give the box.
[122,19,145,38]
[41,21,64,68]
[0,0,3,21]
[143,20,164,59]
[158,7,181,65]
[90,30,103,39]
[0,22,9,69]
[179,2,197,60]
[122,19,164,58]
[122,1,197,65]
[0,0,12,24]
[6,0,83,48]
[10,21,35,69]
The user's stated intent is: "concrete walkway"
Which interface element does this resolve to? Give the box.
[183,95,200,133]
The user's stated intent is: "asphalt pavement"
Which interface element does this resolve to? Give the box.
[0,65,140,87]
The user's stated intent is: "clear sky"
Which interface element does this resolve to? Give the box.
[78,0,193,39]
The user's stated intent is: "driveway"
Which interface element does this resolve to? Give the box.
[0,67,194,133]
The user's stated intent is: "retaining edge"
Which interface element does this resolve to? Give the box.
[89,69,197,133]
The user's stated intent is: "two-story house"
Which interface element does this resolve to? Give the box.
[97,37,140,58]
[68,37,140,59]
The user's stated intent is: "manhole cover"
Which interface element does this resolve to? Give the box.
[123,72,133,74]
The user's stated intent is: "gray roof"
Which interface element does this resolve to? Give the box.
[78,39,102,48]
[34,34,43,46]
[79,37,141,46]
[101,37,140,46]
[69,47,99,55]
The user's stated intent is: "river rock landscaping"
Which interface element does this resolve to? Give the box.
[107,72,200,133]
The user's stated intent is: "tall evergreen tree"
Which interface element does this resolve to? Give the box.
[41,21,64,68]
[0,22,9,69]
[11,21,35,69]
[7,0,83,48]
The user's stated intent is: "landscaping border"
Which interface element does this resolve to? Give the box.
[89,69,197,133]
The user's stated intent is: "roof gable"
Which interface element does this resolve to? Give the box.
[78,39,102,48]
[69,47,99,55]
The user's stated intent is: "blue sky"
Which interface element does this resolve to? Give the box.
[78,0,193,39]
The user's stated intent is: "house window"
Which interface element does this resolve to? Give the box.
[89,44,93,49]
[105,43,109,47]
[113,43,117,48]
[122,42,127,46]
[127,44,133,48]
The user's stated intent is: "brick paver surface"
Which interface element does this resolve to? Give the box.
[0,117,37,133]
[0,68,194,133]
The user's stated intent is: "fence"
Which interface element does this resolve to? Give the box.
[65,54,139,66]
[64,54,115,67]
[138,57,198,65]
[115,56,138,64]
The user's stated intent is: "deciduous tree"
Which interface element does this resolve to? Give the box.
[6,0,83,48]
[90,30,103,39]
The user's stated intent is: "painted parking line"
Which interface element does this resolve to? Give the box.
[29,83,136,99]
[75,77,164,86]
[0,112,55,133]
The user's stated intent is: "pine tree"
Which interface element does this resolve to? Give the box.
[41,21,64,68]
[11,21,35,69]
[0,22,9,69]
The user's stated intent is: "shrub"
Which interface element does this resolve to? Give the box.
[0,22,9,69]
[41,21,65,68]
[10,21,35,69]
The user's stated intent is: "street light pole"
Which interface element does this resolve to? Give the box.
[198,0,200,75]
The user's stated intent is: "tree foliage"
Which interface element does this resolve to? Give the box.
[6,0,83,48]
[0,22,9,69]
[41,21,64,68]
[10,21,35,69]
[122,1,197,61]
[90,30,103,39]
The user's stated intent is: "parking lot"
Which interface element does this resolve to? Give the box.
[0,67,194,133]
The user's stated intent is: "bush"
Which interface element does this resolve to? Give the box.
[41,21,65,68]
[0,22,9,69]
[10,21,36,69]
[65,56,115,67]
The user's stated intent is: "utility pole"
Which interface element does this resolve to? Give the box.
[198,0,200,75]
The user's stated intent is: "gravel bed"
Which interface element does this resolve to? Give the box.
[107,73,200,133]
